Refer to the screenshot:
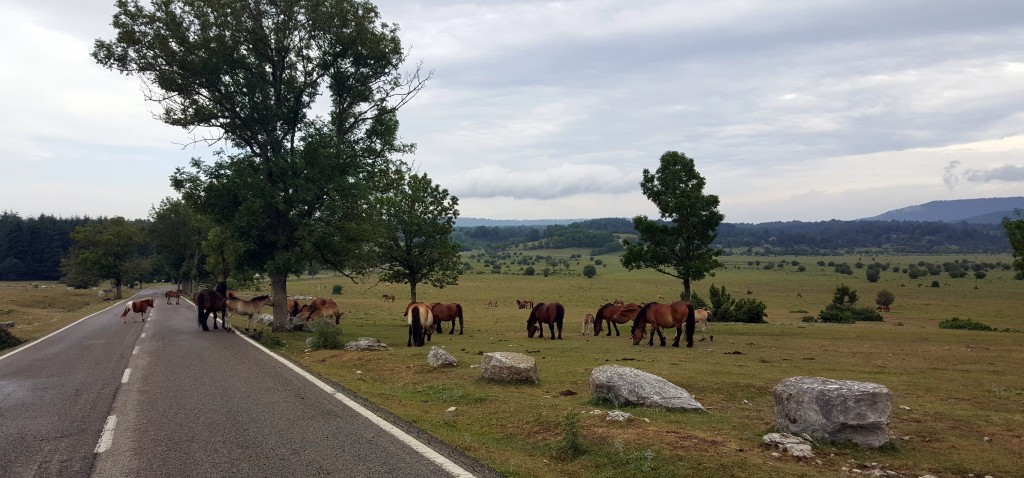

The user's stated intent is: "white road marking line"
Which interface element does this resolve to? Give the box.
[0,301,125,361]
[121,368,131,383]
[94,415,117,453]
[141,333,146,338]
[233,332,476,478]
[133,346,140,355]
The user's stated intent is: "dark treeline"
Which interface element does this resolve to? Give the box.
[0,212,101,281]
[1,213,1014,281]
[454,217,1013,255]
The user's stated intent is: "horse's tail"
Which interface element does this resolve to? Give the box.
[411,306,424,346]
[120,304,130,322]
[685,304,696,348]
[555,303,565,327]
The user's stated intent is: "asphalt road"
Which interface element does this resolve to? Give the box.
[0,289,503,478]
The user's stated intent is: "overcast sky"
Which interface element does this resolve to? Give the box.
[2,0,1024,224]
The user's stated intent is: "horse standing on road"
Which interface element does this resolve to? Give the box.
[120,298,154,323]
[195,283,229,332]
[165,289,182,305]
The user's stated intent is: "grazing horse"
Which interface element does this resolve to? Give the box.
[406,302,434,347]
[226,295,273,332]
[695,308,714,342]
[593,302,642,336]
[195,287,228,332]
[581,314,595,335]
[516,299,534,309]
[287,299,303,318]
[165,289,182,305]
[297,299,342,325]
[527,302,565,340]
[630,301,696,348]
[486,300,498,308]
[612,299,624,306]
[430,302,464,335]
[119,298,154,323]
[382,294,396,303]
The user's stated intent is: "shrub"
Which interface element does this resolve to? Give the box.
[939,317,993,331]
[866,268,880,282]
[797,265,807,272]
[850,307,883,321]
[931,280,940,288]
[731,298,767,323]
[524,266,535,276]
[876,289,895,307]
[331,284,343,295]
[974,271,987,279]
[0,327,23,350]
[818,304,855,324]
[555,410,586,460]
[308,319,343,349]
[582,264,597,278]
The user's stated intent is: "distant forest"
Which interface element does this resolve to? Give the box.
[0,212,1014,281]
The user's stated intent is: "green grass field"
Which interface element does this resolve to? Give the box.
[4,252,1022,477]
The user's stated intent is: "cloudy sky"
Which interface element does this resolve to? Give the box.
[2,0,1024,224]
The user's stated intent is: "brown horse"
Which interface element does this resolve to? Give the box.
[297,299,342,325]
[226,295,273,332]
[406,302,434,347]
[593,302,642,336]
[120,298,154,323]
[516,299,534,309]
[287,299,303,318]
[195,283,228,331]
[165,289,182,305]
[430,303,464,335]
[382,294,396,303]
[527,302,564,340]
[630,301,696,348]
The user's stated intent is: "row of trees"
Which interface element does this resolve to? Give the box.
[0,213,100,281]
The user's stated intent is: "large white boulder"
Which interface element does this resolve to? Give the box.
[774,376,891,448]
[480,352,538,383]
[589,364,704,411]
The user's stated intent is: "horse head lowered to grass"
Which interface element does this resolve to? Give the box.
[527,302,564,340]
[630,301,696,348]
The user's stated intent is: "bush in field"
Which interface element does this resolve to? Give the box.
[974,270,987,279]
[850,307,883,321]
[331,284,342,295]
[308,319,342,349]
[819,304,855,323]
[582,264,597,278]
[866,268,880,282]
[524,266,535,276]
[939,317,993,331]
[1,327,23,350]
[731,298,767,323]
[876,289,895,307]
[931,280,940,288]
[555,410,586,460]
[707,284,736,317]
[797,265,807,272]
[688,292,709,310]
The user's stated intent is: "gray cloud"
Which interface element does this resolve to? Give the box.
[944,160,1024,188]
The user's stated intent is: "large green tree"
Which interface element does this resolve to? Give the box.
[1003,208,1024,276]
[620,151,724,300]
[148,198,212,293]
[61,217,150,299]
[374,170,461,302]
[93,0,427,328]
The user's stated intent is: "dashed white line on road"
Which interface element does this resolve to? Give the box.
[121,368,131,383]
[94,415,117,453]
[133,346,140,355]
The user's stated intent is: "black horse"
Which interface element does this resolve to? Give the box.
[527,302,565,340]
[195,281,229,332]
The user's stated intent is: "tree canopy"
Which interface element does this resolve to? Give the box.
[60,217,150,298]
[374,170,461,302]
[620,151,724,300]
[93,0,428,327]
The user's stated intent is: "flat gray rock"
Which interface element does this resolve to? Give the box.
[589,364,704,411]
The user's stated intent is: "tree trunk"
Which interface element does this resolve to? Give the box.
[115,279,123,300]
[682,278,691,302]
[269,272,289,331]
[409,281,418,303]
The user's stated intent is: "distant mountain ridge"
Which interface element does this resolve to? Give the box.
[862,197,1024,223]
[455,218,580,228]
